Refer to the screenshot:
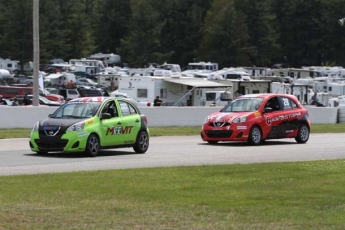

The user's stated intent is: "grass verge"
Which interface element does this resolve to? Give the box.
[0,125,345,229]
[1,161,345,229]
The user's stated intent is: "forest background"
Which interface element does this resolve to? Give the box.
[1,0,345,69]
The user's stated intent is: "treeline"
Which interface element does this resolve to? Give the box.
[0,0,345,69]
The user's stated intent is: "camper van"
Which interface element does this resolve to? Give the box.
[202,90,232,106]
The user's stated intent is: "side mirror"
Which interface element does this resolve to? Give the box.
[263,107,273,113]
[48,114,52,117]
[100,112,111,120]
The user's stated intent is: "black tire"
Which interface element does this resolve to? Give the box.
[85,134,100,157]
[37,151,48,155]
[295,123,310,143]
[248,126,262,145]
[207,141,219,144]
[133,131,149,154]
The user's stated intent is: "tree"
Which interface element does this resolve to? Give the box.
[159,0,213,67]
[235,0,281,67]
[118,0,172,67]
[198,0,255,67]
[0,0,33,71]
[93,0,131,55]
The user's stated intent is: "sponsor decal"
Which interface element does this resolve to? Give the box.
[43,126,58,131]
[106,126,134,135]
[78,131,88,137]
[265,112,301,126]
[237,126,247,130]
[265,115,272,126]
[213,118,226,127]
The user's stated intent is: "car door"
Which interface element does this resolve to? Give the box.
[277,96,302,136]
[262,96,286,139]
[100,100,124,146]
[117,100,141,144]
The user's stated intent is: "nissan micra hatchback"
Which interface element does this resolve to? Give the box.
[201,94,310,145]
[30,97,149,156]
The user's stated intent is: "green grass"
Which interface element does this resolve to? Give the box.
[1,125,345,229]
[1,123,345,139]
[1,161,345,229]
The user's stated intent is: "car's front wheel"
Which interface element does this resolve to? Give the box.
[37,151,48,155]
[85,134,100,157]
[248,126,262,145]
[207,141,219,144]
[133,131,149,154]
[295,123,310,143]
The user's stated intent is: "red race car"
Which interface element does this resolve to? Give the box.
[201,93,310,145]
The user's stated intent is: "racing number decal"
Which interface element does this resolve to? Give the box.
[106,126,134,135]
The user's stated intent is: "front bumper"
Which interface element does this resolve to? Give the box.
[30,130,89,153]
[201,123,250,142]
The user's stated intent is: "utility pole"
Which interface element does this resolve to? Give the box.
[32,0,39,106]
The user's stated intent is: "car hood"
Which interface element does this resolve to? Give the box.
[39,117,86,127]
[207,111,254,122]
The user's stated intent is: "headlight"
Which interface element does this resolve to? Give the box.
[67,122,85,132]
[32,121,39,131]
[204,116,210,124]
[232,116,248,124]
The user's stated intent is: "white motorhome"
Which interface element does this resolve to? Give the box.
[270,82,329,105]
[200,90,232,106]
[117,76,229,106]
[45,73,77,87]
[271,68,322,79]
[88,53,121,66]
[0,58,19,72]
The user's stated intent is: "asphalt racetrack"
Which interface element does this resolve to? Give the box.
[1,133,345,176]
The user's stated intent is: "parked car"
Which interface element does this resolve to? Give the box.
[77,87,103,97]
[110,91,152,107]
[29,96,150,157]
[24,76,34,85]
[201,93,310,145]
[76,78,98,87]
[45,87,59,95]
[0,98,13,106]
[0,86,65,104]
[38,96,62,106]
[58,88,80,101]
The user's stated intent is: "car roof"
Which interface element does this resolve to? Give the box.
[69,96,133,104]
[69,97,108,103]
[239,93,298,99]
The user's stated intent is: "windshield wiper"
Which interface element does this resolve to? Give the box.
[61,115,83,119]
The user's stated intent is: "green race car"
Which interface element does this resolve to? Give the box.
[29,97,149,157]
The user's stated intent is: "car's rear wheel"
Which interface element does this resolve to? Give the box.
[207,141,219,144]
[248,126,262,145]
[295,123,310,143]
[85,134,100,157]
[133,131,149,154]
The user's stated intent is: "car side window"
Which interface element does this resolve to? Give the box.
[265,97,281,112]
[280,97,298,110]
[119,101,138,116]
[102,101,118,118]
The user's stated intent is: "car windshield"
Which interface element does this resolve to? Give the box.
[51,102,101,118]
[221,97,264,112]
